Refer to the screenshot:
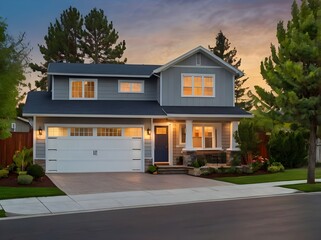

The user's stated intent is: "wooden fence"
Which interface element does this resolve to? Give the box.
[0,131,33,167]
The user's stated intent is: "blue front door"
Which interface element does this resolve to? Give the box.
[154,126,169,163]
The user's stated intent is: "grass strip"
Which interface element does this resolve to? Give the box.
[0,187,65,200]
[282,183,321,192]
[0,209,6,218]
[215,168,321,184]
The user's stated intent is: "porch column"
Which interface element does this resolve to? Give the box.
[185,120,193,150]
[230,121,239,150]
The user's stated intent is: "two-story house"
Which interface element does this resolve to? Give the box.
[23,46,251,173]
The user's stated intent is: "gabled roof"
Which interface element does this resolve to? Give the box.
[153,46,244,77]
[48,63,161,78]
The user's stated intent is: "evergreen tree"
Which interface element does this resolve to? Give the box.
[0,18,29,139]
[81,8,126,64]
[30,7,83,90]
[209,31,251,110]
[260,0,321,183]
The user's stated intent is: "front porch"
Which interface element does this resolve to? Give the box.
[151,119,240,169]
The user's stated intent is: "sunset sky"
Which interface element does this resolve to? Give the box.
[1,0,294,91]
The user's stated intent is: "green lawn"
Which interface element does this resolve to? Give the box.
[282,183,321,192]
[0,187,65,200]
[215,168,321,184]
[0,209,6,218]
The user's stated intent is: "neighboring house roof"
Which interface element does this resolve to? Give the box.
[48,63,161,78]
[153,46,244,77]
[23,92,166,118]
[163,106,252,118]
[24,92,251,118]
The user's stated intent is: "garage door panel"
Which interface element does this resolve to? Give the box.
[46,127,143,173]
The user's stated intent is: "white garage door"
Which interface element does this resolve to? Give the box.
[46,126,143,173]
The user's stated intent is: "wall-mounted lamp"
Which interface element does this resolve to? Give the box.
[38,127,43,136]
[147,128,151,135]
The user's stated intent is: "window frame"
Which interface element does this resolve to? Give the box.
[118,80,144,94]
[181,73,215,97]
[179,124,186,145]
[192,125,215,149]
[69,78,98,100]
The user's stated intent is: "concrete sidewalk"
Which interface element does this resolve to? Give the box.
[0,180,305,218]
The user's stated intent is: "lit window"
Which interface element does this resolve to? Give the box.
[182,74,214,97]
[48,127,68,137]
[119,81,144,93]
[70,128,93,136]
[70,79,97,99]
[97,128,122,137]
[192,126,215,149]
[124,128,142,137]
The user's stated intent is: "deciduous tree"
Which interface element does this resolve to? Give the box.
[0,18,29,139]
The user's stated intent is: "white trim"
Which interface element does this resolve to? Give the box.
[160,72,163,106]
[24,114,165,118]
[181,73,215,98]
[173,65,222,69]
[166,114,253,118]
[153,46,244,77]
[118,80,144,93]
[49,72,151,78]
[232,75,235,107]
[52,75,55,100]
[179,123,186,145]
[33,116,36,164]
[151,118,154,165]
[69,78,98,100]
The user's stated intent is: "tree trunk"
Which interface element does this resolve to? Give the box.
[307,120,317,184]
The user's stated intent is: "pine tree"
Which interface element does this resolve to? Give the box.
[30,7,83,90]
[81,8,126,64]
[209,31,251,110]
[260,0,321,183]
[0,18,29,139]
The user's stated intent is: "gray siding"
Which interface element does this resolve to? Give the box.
[161,67,234,106]
[36,139,45,159]
[52,76,157,101]
[177,53,220,67]
[98,77,157,100]
[11,119,31,132]
[53,76,69,100]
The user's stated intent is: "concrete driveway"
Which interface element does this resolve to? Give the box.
[48,173,233,195]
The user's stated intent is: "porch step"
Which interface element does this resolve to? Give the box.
[156,165,189,174]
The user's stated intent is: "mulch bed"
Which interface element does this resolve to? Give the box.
[0,173,57,188]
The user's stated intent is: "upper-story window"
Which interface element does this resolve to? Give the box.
[181,74,215,97]
[118,80,144,93]
[69,79,97,99]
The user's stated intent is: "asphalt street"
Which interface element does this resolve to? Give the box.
[1,193,321,240]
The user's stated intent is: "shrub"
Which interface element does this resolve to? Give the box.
[268,162,285,173]
[13,147,33,171]
[0,169,9,178]
[27,164,45,179]
[17,174,33,185]
[230,154,241,166]
[7,163,16,173]
[192,156,207,168]
[147,165,157,173]
[251,161,263,172]
[268,130,307,168]
[227,166,237,174]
